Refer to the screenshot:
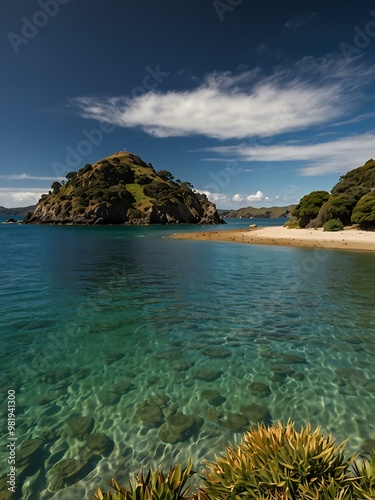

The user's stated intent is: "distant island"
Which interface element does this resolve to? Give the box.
[0,205,35,216]
[24,152,224,225]
[218,205,296,219]
[289,158,375,230]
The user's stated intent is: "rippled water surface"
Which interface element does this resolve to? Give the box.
[0,219,375,499]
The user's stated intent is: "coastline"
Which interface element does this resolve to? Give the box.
[170,226,375,251]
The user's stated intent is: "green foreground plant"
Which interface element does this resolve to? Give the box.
[94,460,194,500]
[93,422,375,500]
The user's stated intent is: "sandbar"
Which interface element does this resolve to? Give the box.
[170,226,375,251]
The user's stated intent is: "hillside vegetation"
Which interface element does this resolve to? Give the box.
[24,152,223,225]
[292,159,375,230]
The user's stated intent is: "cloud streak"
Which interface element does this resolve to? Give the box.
[285,12,317,29]
[70,57,373,141]
[205,133,375,175]
[0,173,64,181]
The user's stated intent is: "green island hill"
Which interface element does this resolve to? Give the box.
[288,158,375,231]
[24,152,224,226]
[220,205,296,219]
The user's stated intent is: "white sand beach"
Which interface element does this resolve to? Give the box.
[170,226,375,251]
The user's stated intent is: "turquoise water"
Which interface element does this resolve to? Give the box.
[0,219,375,499]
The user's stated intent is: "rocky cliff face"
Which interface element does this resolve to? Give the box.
[24,152,224,225]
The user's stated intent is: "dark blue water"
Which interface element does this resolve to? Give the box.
[0,218,374,499]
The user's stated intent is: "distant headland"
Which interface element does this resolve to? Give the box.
[24,152,224,225]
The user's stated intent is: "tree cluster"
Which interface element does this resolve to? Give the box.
[293,159,375,230]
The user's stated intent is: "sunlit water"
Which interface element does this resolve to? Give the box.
[0,218,374,499]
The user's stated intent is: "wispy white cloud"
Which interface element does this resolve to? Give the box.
[285,12,317,29]
[0,173,64,181]
[204,133,375,176]
[254,42,267,54]
[70,57,374,141]
[329,112,375,127]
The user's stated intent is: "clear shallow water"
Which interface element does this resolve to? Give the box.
[0,219,375,499]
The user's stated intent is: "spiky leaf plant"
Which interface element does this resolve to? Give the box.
[351,450,375,499]
[94,460,194,500]
[199,421,356,500]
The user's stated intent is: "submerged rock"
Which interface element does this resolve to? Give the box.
[49,458,90,491]
[282,354,307,364]
[148,395,170,408]
[195,368,224,382]
[40,429,58,443]
[18,438,44,470]
[270,365,295,376]
[202,347,231,359]
[38,368,71,384]
[65,416,94,439]
[37,394,60,406]
[172,360,195,372]
[361,438,375,453]
[220,412,249,433]
[162,403,178,418]
[335,367,369,386]
[249,381,271,398]
[205,407,222,424]
[111,380,135,394]
[136,402,164,428]
[259,349,281,360]
[201,389,226,406]
[103,352,125,365]
[240,403,272,424]
[158,412,203,444]
[98,390,120,406]
[0,476,14,499]
[86,433,112,455]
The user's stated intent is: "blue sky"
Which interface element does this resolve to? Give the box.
[1,0,375,208]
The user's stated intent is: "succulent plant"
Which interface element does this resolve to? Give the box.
[92,427,375,500]
[199,421,356,500]
[351,450,375,499]
[94,460,194,500]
